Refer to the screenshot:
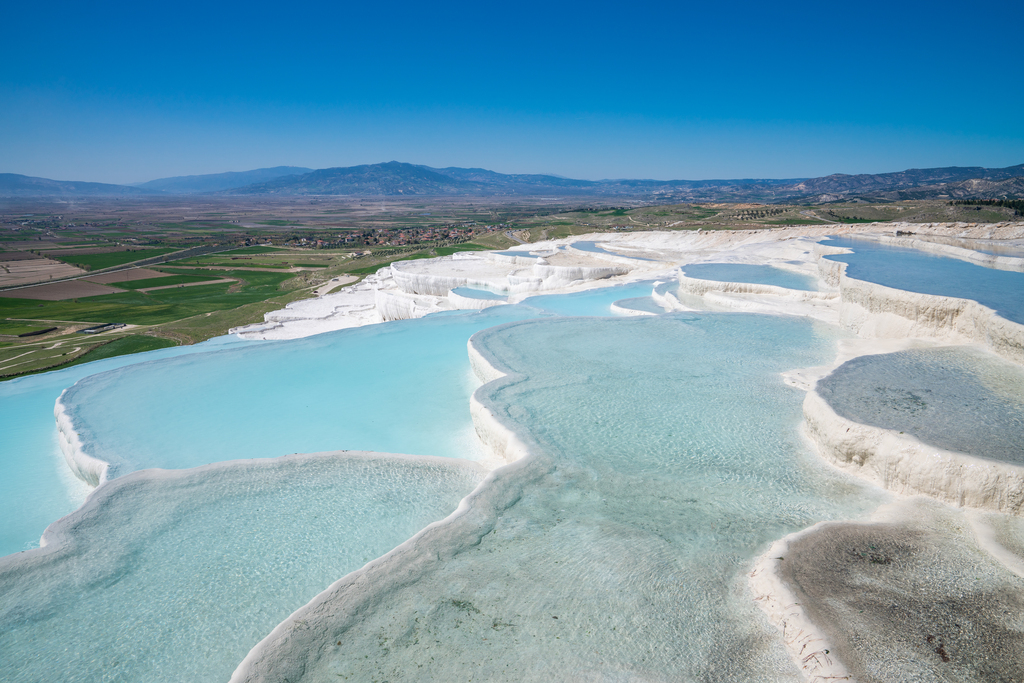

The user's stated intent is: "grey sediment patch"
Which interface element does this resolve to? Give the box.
[773,501,1024,683]
[817,346,1024,465]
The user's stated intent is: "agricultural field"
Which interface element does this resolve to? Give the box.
[47,247,179,270]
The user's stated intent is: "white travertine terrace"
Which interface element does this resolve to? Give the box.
[222,220,1024,682]
[230,225,911,340]
[835,271,1024,364]
[862,233,1024,272]
[803,389,1024,515]
[229,334,547,683]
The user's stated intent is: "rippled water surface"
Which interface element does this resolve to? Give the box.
[0,455,480,683]
[4,287,890,683]
[0,335,253,555]
[294,314,881,682]
[683,263,819,291]
[61,307,537,477]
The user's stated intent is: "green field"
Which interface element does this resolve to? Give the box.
[222,246,282,254]
[174,258,293,268]
[0,320,55,336]
[342,253,434,275]
[0,269,295,326]
[54,248,179,270]
[64,335,179,367]
[433,243,490,256]
[115,274,226,290]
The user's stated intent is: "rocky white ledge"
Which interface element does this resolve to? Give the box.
[834,263,1024,364]
[229,330,551,683]
[803,390,1024,515]
[749,523,853,683]
[54,390,109,488]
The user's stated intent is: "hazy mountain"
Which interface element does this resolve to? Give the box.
[225,162,1023,200]
[788,164,1024,198]
[4,163,1022,201]
[855,176,1024,202]
[135,166,313,194]
[225,162,806,197]
[0,173,155,197]
[230,162,480,196]
[426,166,603,192]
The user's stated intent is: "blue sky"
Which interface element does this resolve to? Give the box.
[2,0,1022,183]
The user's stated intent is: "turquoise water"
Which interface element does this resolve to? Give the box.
[574,240,655,261]
[2,287,885,682]
[62,307,537,478]
[296,314,880,681]
[522,280,656,316]
[613,296,667,314]
[0,335,253,556]
[909,234,1024,258]
[451,285,507,300]
[1,286,652,557]
[0,453,480,683]
[683,263,819,291]
[823,236,1024,324]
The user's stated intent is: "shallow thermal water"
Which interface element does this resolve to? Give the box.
[817,345,1024,463]
[573,240,655,261]
[682,263,819,291]
[521,280,656,316]
[0,335,254,556]
[908,234,1024,258]
[0,454,481,683]
[60,307,538,478]
[823,236,1024,323]
[293,313,882,682]
[613,296,667,314]
[450,285,507,300]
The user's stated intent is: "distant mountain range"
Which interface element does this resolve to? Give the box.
[0,173,152,197]
[228,162,804,198]
[132,166,313,193]
[2,162,1023,203]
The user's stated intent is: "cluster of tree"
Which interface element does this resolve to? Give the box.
[733,208,785,220]
[948,199,1024,216]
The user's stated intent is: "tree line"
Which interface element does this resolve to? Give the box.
[949,199,1024,216]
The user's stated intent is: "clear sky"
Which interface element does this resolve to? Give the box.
[2,0,1022,184]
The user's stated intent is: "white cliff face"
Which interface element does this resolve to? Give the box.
[831,257,1024,364]
[803,390,1024,515]
[54,391,109,488]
